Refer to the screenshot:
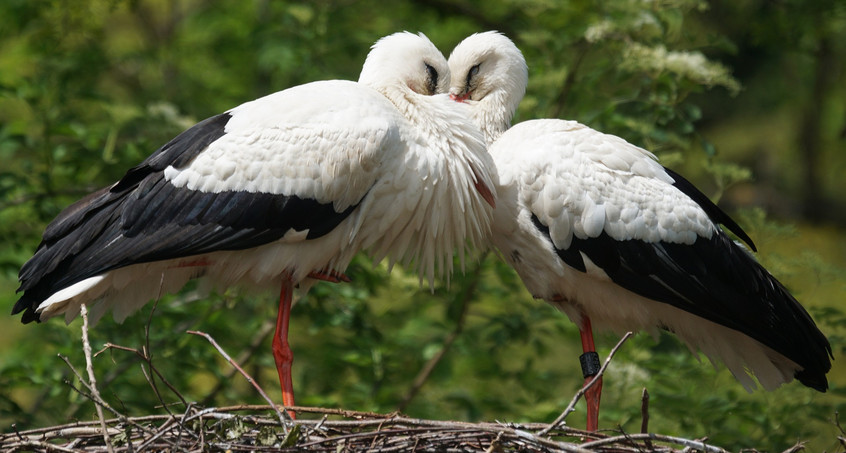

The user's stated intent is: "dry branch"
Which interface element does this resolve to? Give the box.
[1,404,743,452]
[187,330,293,432]
[8,315,828,452]
[80,304,113,453]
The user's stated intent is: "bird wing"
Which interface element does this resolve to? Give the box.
[495,120,717,248]
[16,81,404,318]
[493,119,831,389]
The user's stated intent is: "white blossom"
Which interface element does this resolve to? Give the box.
[621,43,741,93]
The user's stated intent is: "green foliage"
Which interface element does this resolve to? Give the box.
[1,1,844,452]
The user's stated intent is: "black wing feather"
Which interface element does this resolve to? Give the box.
[663,167,756,251]
[532,216,832,391]
[14,112,361,323]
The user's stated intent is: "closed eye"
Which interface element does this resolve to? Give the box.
[424,63,438,95]
[467,63,480,85]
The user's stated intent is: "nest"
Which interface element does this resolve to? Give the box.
[2,405,738,452]
[2,307,815,452]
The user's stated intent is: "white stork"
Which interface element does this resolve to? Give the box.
[13,32,497,414]
[447,31,831,430]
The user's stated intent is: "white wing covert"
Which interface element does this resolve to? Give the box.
[14,81,407,322]
[495,120,715,252]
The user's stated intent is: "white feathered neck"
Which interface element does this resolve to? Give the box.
[358,32,497,285]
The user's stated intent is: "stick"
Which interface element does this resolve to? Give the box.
[58,355,182,450]
[95,342,188,408]
[80,304,114,453]
[580,432,730,453]
[4,409,740,452]
[779,442,806,453]
[187,330,293,432]
[213,404,396,419]
[640,388,649,434]
[200,319,275,406]
[640,387,652,449]
[141,294,174,415]
[537,332,633,436]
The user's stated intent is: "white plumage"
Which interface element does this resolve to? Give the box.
[489,119,793,388]
[501,120,713,251]
[15,32,497,411]
[448,31,830,428]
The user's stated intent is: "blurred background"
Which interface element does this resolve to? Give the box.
[0,0,844,451]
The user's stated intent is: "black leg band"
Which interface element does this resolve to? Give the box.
[580,351,601,378]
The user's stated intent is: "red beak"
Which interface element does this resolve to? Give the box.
[449,93,470,102]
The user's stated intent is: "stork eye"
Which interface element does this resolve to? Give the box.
[424,62,438,95]
[467,64,481,84]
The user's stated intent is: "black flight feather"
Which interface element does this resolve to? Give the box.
[530,214,831,392]
[14,112,361,323]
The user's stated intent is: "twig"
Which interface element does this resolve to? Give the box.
[89,305,201,400]
[134,415,179,451]
[313,414,329,432]
[537,332,633,436]
[295,424,591,452]
[640,387,652,450]
[80,304,114,453]
[396,255,486,412]
[580,432,730,453]
[11,424,24,441]
[187,330,293,433]
[779,442,805,453]
[174,402,195,450]
[3,408,743,453]
[95,341,188,409]
[213,404,396,419]
[57,354,183,449]
[141,287,177,415]
[200,319,276,406]
[3,440,85,452]
[485,431,504,453]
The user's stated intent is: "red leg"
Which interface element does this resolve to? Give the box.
[272,279,296,419]
[579,316,601,432]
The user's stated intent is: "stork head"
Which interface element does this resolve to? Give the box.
[359,32,449,97]
[447,31,528,142]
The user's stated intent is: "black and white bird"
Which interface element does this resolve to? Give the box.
[447,31,832,430]
[13,32,497,413]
